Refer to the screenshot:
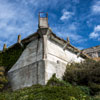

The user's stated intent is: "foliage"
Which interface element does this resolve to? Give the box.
[0,43,28,91]
[93,92,100,100]
[0,43,25,72]
[77,86,91,96]
[47,74,71,87]
[89,82,100,95]
[0,66,8,91]
[0,42,99,99]
[63,59,100,96]
[0,84,92,100]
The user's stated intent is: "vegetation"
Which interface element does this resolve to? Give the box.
[0,80,92,100]
[0,43,25,72]
[0,73,99,100]
[63,59,100,99]
[0,66,8,91]
[0,43,27,92]
[47,74,71,87]
[0,42,100,100]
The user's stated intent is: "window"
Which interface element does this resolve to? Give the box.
[98,52,100,57]
[87,53,92,57]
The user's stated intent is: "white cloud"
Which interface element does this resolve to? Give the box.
[0,0,63,50]
[89,25,100,39]
[54,30,87,44]
[92,1,100,14]
[0,0,87,50]
[94,25,100,31]
[89,32,99,38]
[68,23,77,31]
[52,21,87,44]
[17,0,60,10]
[60,11,74,21]
[0,0,38,49]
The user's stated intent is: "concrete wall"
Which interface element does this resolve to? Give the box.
[8,60,45,90]
[45,38,83,83]
[83,46,100,58]
[8,33,84,90]
[8,37,45,90]
[39,18,48,28]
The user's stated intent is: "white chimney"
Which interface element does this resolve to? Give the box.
[38,12,49,28]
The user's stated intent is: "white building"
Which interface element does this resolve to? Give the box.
[8,13,89,90]
[83,46,100,61]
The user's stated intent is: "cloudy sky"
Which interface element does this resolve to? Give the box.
[0,0,100,50]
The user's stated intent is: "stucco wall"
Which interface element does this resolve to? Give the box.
[83,46,100,58]
[8,37,45,90]
[8,34,84,90]
[45,38,83,83]
[8,60,45,90]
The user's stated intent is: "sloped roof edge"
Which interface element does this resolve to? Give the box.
[0,28,91,59]
[50,32,91,59]
[82,45,100,51]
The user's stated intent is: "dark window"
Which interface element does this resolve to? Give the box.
[98,52,100,57]
[87,53,92,57]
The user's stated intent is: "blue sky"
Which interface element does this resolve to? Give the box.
[0,0,100,50]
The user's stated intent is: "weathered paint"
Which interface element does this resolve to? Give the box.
[8,60,45,90]
[45,38,83,83]
[83,46,100,58]
[8,29,84,90]
[8,36,45,90]
[38,13,48,28]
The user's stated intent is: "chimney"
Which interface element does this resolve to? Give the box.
[67,37,70,44]
[17,35,21,43]
[38,12,49,28]
[3,44,7,51]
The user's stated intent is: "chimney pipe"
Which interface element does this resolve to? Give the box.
[3,44,7,51]
[17,35,21,43]
[38,12,49,28]
[67,37,70,44]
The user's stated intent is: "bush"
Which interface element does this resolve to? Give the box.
[89,82,100,95]
[47,74,71,87]
[0,85,92,100]
[0,66,8,91]
[0,44,25,72]
[77,86,91,96]
[63,59,100,96]
[93,92,100,100]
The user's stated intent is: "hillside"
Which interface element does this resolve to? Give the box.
[0,73,99,100]
[0,45,100,100]
[0,82,94,100]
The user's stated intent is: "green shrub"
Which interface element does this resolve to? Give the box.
[0,66,8,91]
[0,43,25,72]
[0,74,94,100]
[93,92,100,100]
[0,85,92,100]
[47,74,71,87]
[77,86,91,96]
[89,83,100,95]
[63,59,100,96]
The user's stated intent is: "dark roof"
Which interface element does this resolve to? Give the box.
[82,45,100,51]
[0,28,90,59]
